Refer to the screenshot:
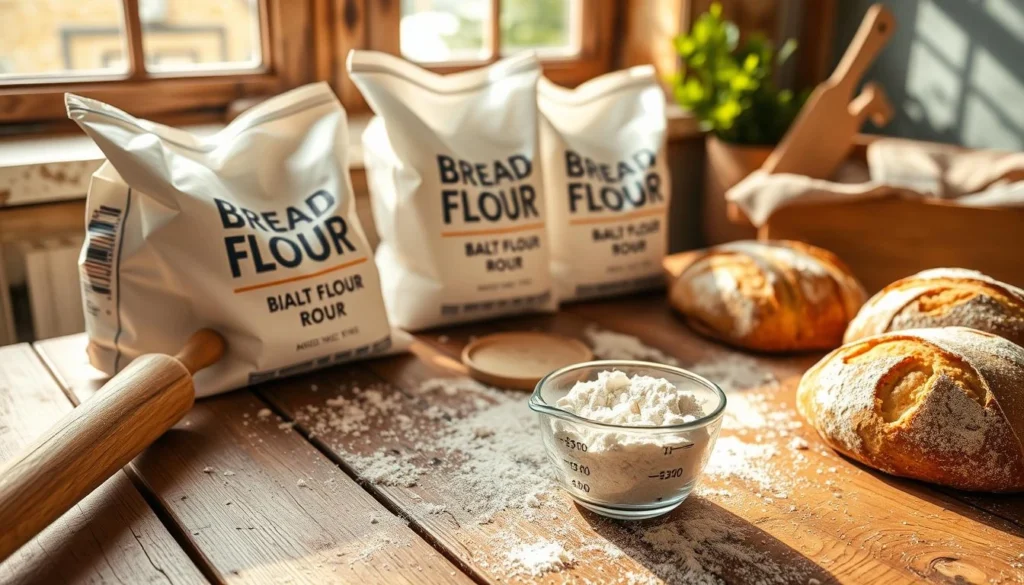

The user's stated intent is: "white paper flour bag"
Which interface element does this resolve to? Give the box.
[348,51,556,331]
[68,83,404,397]
[539,66,671,301]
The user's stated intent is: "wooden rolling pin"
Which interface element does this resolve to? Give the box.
[0,329,225,563]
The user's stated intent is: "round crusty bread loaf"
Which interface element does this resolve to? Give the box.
[669,240,866,352]
[797,327,1024,492]
[844,268,1024,346]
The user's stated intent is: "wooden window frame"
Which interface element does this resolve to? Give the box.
[0,0,623,128]
[0,0,318,127]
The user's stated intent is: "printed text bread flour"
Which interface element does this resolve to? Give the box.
[348,51,556,331]
[539,66,671,301]
[67,83,404,397]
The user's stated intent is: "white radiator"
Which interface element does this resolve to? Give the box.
[19,236,86,341]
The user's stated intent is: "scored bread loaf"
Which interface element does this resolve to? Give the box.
[845,268,1024,346]
[797,327,1024,492]
[669,240,866,352]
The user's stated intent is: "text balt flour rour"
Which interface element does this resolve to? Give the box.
[348,51,556,331]
[67,84,404,397]
[539,66,671,301]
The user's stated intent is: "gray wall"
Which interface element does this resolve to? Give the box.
[833,0,1024,150]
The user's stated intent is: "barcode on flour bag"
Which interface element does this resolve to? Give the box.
[68,83,406,397]
[538,66,671,302]
[81,204,124,296]
[348,51,556,331]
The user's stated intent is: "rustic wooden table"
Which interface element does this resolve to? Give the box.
[2,294,1023,584]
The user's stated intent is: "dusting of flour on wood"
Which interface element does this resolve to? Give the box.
[279,324,830,583]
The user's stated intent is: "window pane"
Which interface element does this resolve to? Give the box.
[141,0,262,72]
[501,0,576,56]
[0,0,128,79]
[401,0,489,63]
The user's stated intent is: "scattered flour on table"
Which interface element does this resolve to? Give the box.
[505,540,574,577]
[585,325,681,366]
[583,326,779,393]
[294,376,556,525]
[571,499,807,585]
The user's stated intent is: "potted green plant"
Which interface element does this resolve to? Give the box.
[672,3,805,244]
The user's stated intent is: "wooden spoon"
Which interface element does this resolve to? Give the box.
[0,329,225,562]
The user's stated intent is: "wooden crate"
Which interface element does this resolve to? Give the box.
[731,136,1024,293]
[761,196,1024,293]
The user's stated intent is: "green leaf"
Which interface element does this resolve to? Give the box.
[777,38,798,65]
[730,73,758,92]
[675,35,697,57]
[683,78,705,102]
[724,22,739,51]
[712,99,742,129]
[710,2,723,18]
[743,53,760,73]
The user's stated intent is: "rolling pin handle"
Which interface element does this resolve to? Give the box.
[175,329,227,375]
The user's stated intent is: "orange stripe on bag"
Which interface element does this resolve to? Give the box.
[233,257,368,293]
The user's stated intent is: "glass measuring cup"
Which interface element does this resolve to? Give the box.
[529,361,726,520]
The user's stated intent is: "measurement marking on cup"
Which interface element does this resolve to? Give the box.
[560,437,589,452]
[662,443,694,455]
[648,468,684,480]
[563,460,591,476]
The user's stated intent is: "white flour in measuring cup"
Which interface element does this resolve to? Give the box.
[348,51,556,331]
[68,83,404,397]
[538,66,670,301]
[553,371,711,505]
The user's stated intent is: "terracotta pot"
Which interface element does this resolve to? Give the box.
[702,135,773,245]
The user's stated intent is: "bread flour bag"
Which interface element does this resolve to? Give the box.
[348,51,556,331]
[67,83,403,397]
[538,66,671,301]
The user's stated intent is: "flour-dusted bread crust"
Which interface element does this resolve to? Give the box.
[669,240,866,352]
[845,268,1024,346]
[798,327,1024,492]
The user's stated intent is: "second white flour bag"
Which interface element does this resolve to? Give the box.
[349,51,556,331]
[68,83,403,397]
[539,66,671,301]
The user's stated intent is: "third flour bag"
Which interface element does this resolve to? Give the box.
[539,66,671,301]
[348,51,556,331]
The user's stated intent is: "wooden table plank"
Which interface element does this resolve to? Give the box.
[0,343,206,585]
[33,336,474,585]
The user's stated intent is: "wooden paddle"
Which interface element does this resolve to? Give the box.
[762,4,896,178]
[0,330,225,562]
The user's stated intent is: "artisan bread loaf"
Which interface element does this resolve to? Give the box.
[845,268,1024,346]
[668,240,866,352]
[797,327,1024,492]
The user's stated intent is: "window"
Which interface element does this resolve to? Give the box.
[0,0,614,127]
[0,0,314,125]
[386,0,614,86]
